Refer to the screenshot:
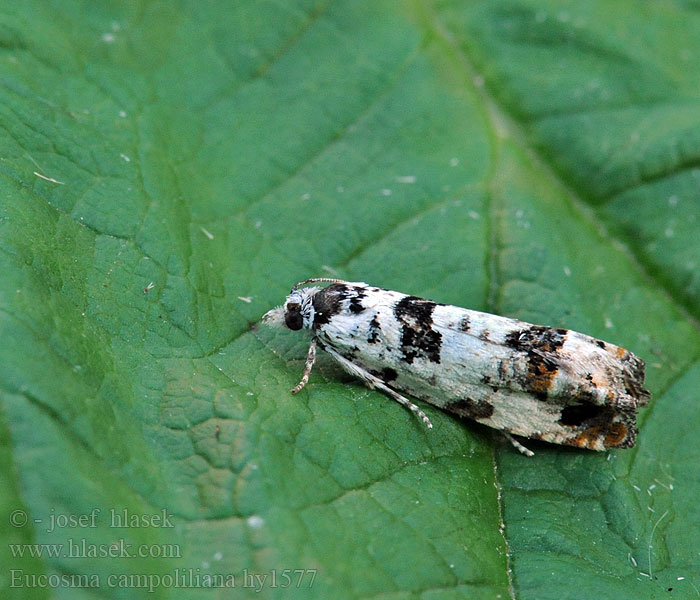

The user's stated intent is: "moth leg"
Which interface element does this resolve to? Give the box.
[291,337,317,394]
[372,379,434,429]
[324,345,433,429]
[503,432,535,458]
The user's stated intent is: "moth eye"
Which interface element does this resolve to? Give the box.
[284,302,304,330]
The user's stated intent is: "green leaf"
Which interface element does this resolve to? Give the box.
[1,1,698,599]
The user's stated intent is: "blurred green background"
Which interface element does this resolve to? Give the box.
[1,1,699,598]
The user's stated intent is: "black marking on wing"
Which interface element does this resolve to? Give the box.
[312,283,367,329]
[444,398,495,420]
[368,314,382,344]
[312,283,367,327]
[348,286,367,314]
[312,285,346,326]
[505,325,567,399]
[368,367,398,383]
[393,296,442,364]
[558,403,604,426]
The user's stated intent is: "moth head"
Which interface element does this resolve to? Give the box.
[262,287,320,331]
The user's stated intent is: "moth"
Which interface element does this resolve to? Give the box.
[263,278,650,456]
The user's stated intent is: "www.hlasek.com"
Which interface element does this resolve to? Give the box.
[9,538,181,559]
[10,568,318,593]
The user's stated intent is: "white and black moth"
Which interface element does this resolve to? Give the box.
[263,278,649,456]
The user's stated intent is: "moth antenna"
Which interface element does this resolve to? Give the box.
[292,277,350,291]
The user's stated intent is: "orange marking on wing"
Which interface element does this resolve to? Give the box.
[568,422,628,449]
[603,422,628,447]
[528,363,557,393]
[568,426,604,448]
[527,349,562,394]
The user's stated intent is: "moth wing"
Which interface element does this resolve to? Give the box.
[429,306,647,449]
